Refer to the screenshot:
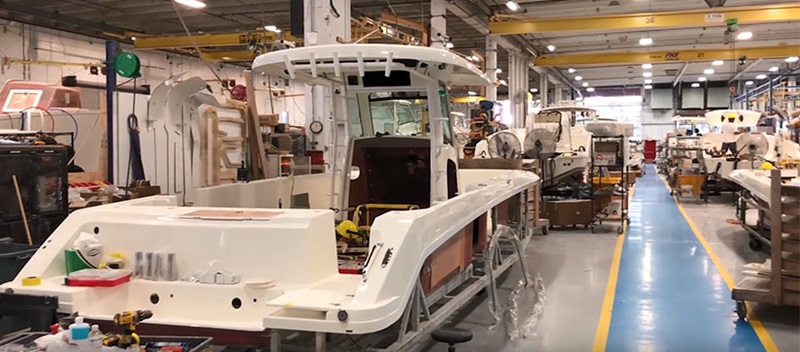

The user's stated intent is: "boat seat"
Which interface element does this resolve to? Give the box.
[431,327,473,351]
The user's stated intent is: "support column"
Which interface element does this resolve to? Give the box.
[486,36,498,102]
[105,40,118,183]
[508,52,529,128]
[431,0,447,49]
[554,84,563,103]
[540,74,549,109]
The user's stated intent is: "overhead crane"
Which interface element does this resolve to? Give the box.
[533,45,800,67]
[489,4,800,35]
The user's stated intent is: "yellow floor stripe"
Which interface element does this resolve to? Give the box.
[661,174,779,352]
[592,186,634,352]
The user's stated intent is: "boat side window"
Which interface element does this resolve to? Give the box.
[347,94,364,138]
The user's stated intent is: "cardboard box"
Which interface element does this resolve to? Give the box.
[543,199,593,227]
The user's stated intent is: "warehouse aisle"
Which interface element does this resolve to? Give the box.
[598,164,768,351]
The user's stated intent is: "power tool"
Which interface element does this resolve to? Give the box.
[102,309,153,349]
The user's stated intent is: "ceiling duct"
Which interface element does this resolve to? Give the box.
[704,0,727,8]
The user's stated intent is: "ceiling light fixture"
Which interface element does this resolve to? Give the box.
[745,81,754,86]
[644,79,652,84]
[547,45,556,52]
[265,25,278,32]
[769,66,779,72]
[499,79,508,86]
[505,1,521,11]
[712,60,724,66]
[644,85,653,89]
[737,31,753,40]
[643,72,652,77]
[568,68,576,73]
[445,42,454,49]
[787,56,799,63]
[698,76,707,82]
[175,0,207,9]
[582,82,589,87]
[467,91,477,96]
[703,68,715,75]
[639,37,653,46]
[496,68,503,73]
[530,88,539,93]
[691,83,700,88]
[642,63,653,69]
[574,75,583,81]
[587,87,595,92]
[130,36,137,41]
[756,74,767,79]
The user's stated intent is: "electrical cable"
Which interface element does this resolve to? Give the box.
[170,1,235,96]
[1,113,15,129]
[330,0,341,18]
[48,108,80,142]
[21,107,55,131]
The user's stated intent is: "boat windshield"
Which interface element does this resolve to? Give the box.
[347,91,453,143]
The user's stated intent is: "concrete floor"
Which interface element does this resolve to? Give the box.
[422,172,800,352]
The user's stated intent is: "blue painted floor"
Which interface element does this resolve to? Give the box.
[605,164,765,351]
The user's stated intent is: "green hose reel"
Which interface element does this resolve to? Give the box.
[115,52,141,78]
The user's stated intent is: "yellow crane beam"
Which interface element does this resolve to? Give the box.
[490,4,800,35]
[134,31,297,50]
[534,45,800,67]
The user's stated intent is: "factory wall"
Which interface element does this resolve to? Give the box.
[0,22,307,126]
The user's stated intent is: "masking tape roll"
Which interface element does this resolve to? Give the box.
[22,276,41,286]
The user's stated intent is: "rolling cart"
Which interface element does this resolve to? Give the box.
[589,135,630,234]
[732,169,800,318]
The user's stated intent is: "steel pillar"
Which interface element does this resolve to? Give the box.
[105,40,117,184]
[540,73,549,109]
[431,0,446,49]
[486,36,498,101]
[508,51,529,128]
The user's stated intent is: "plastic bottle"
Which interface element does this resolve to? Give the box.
[88,324,103,347]
[69,316,90,341]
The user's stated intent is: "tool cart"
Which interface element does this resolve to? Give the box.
[732,169,800,318]
[589,135,630,234]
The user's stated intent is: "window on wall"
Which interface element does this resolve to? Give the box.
[583,96,643,138]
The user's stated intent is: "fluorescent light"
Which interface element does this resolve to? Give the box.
[644,85,653,89]
[468,91,477,96]
[703,68,715,75]
[643,72,652,77]
[691,83,700,88]
[737,31,753,40]
[712,60,724,66]
[582,82,589,87]
[745,81,754,86]
[175,0,206,9]
[787,56,799,63]
[574,75,583,81]
[587,87,595,92]
[756,74,767,79]
[698,76,707,82]
[265,25,278,32]
[568,68,576,73]
[130,36,136,41]
[639,37,653,46]
[496,68,503,73]
[547,45,556,52]
[642,63,653,69]
[644,79,653,84]
[506,1,520,11]
[471,55,481,62]
[445,42,454,49]
[769,66,779,72]
[530,88,539,93]
[499,79,507,86]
